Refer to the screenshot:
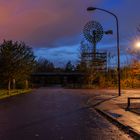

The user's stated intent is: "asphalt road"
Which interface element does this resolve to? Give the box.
[0,88,132,140]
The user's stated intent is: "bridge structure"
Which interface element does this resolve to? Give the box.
[31,72,85,87]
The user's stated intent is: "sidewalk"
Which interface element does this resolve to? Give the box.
[94,90,140,138]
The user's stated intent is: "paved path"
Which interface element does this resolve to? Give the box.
[92,89,140,138]
[0,88,132,140]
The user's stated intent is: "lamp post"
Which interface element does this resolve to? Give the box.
[87,7,121,96]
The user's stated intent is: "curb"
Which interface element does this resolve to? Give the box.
[95,108,140,140]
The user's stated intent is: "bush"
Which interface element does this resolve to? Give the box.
[121,78,140,88]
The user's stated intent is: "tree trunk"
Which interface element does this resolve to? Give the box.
[25,80,29,89]
[13,79,15,89]
[8,79,11,95]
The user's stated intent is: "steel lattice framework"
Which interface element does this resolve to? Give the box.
[83,21,107,71]
[83,21,104,44]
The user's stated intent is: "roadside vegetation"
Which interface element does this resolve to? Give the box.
[0,89,32,99]
[74,25,140,90]
[74,41,140,89]
[0,40,35,97]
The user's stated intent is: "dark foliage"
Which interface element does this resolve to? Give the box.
[0,40,35,90]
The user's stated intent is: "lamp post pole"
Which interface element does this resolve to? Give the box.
[87,7,121,96]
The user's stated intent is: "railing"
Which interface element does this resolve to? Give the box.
[126,97,140,110]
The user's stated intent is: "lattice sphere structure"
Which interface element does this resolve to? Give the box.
[83,21,104,44]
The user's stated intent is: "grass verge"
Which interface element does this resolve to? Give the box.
[0,89,32,99]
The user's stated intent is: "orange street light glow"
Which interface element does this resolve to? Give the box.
[135,41,140,48]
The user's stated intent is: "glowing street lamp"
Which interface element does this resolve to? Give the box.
[135,41,140,49]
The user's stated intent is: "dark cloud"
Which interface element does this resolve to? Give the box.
[0,0,101,47]
[34,45,79,67]
[0,0,140,48]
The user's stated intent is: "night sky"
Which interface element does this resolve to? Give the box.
[0,0,140,66]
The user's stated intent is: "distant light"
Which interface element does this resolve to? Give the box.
[135,41,140,48]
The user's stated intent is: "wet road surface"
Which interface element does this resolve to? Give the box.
[0,88,132,140]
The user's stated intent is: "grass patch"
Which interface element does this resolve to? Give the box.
[0,89,32,99]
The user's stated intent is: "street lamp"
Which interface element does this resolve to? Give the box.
[87,7,121,96]
[135,41,140,49]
